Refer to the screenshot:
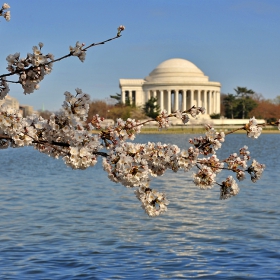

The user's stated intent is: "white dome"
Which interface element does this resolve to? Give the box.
[144,58,209,84]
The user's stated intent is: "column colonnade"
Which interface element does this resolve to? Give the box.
[145,89,220,115]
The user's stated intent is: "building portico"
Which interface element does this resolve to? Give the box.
[119,58,221,116]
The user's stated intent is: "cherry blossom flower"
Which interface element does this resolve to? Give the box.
[247,159,265,183]
[2,3,9,9]
[193,166,216,189]
[135,187,169,217]
[5,43,54,94]
[69,41,86,62]
[3,9,9,20]
[0,77,9,99]
[246,116,262,139]
[117,25,125,36]
[220,176,239,200]
[0,3,10,21]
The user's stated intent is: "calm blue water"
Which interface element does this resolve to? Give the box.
[0,133,280,279]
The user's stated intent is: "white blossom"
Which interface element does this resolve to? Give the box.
[135,187,169,217]
[247,159,265,183]
[193,166,216,189]
[246,116,262,139]
[69,41,86,62]
[3,10,10,21]
[5,43,53,94]
[0,78,10,99]
[220,176,239,200]
[2,3,10,9]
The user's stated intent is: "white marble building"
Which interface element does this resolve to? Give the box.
[119,58,221,116]
[0,95,19,110]
[0,95,33,117]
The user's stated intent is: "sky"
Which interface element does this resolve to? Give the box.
[1,0,280,111]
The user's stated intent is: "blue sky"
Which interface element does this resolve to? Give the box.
[1,0,280,111]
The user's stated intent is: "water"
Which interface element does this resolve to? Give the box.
[0,133,280,279]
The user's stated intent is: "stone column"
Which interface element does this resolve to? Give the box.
[209,91,212,115]
[214,91,217,114]
[146,90,151,102]
[215,91,218,113]
[174,90,179,111]
[203,90,207,112]
[217,91,220,114]
[190,90,194,108]
[213,91,216,113]
[121,90,125,104]
[160,90,164,112]
[154,90,158,106]
[197,90,201,107]
[212,91,214,113]
[182,90,186,111]
[144,90,148,103]
[167,90,171,114]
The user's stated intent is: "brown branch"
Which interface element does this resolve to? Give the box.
[0,134,10,140]
[224,126,246,136]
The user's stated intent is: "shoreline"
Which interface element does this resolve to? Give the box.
[93,127,280,135]
[139,128,280,134]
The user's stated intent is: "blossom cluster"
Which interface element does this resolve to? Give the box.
[247,159,265,183]
[135,187,169,217]
[0,3,10,21]
[0,77,9,100]
[0,89,102,169]
[155,106,206,130]
[246,116,262,139]
[189,125,225,155]
[103,141,183,187]
[69,41,86,62]
[189,106,206,117]
[223,145,250,180]
[5,43,54,94]
[222,145,265,183]
[220,176,239,200]
[193,155,224,189]
[99,118,143,150]
[193,166,216,189]
[156,110,170,129]
[117,25,125,37]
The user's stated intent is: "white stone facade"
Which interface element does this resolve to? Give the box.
[0,95,19,110]
[119,58,221,116]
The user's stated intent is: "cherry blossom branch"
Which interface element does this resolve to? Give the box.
[0,25,125,99]
[0,133,109,157]
[0,3,10,21]
[0,34,123,79]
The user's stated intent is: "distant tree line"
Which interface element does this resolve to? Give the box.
[37,88,280,123]
[36,94,161,121]
[221,87,280,122]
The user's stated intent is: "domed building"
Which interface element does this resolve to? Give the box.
[119,58,221,116]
